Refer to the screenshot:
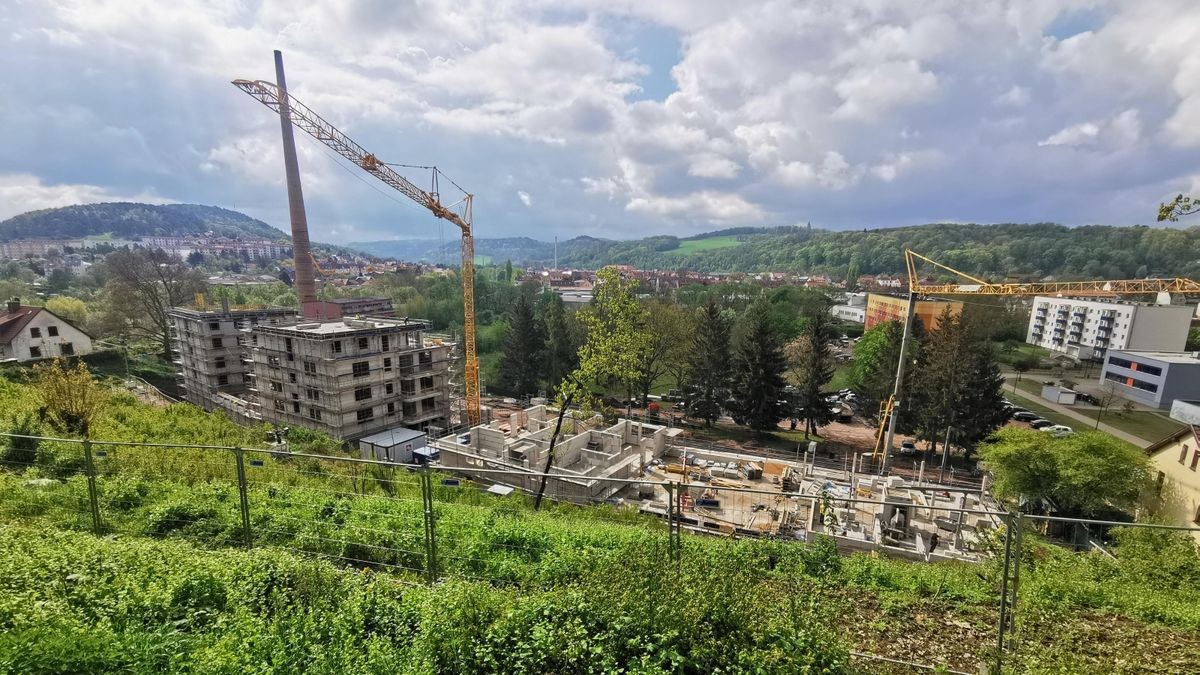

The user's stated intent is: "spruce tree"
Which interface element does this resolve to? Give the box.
[497,294,544,397]
[730,298,788,431]
[683,300,731,426]
[786,310,836,437]
[539,292,578,397]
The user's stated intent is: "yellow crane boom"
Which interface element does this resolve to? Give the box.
[905,250,1200,296]
[232,78,481,427]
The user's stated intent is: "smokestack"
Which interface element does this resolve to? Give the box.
[273,50,319,318]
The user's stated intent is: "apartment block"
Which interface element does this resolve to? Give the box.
[311,296,396,320]
[1026,297,1192,361]
[251,317,451,440]
[1099,350,1200,409]
[168,307,299,416]
[865,294,962,331]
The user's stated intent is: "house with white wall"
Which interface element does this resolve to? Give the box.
[0,297,93,362]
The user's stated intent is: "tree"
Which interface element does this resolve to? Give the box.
[1187,327,1200,352]
[730,298,788,431]
[785,310,836,438]
[845,253,860,291]
[186,250,205,266]
[504,259,513,283]
[980,428,1149,517]
[496,294,544,397]
[34,360,108,436]
[908,308,968,455]
[847,320,922,419]
[1158,193,1200,221]
[535,267,647,509]
[538,292,579,397]
[44,296,88,326]
[97,249,207,358]
[632,300,694,406]
[1010,354,1039,390]
[683,300,731,426]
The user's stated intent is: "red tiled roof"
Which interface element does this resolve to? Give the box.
[0,306,43,345]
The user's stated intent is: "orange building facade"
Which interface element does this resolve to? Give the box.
[864,294,963,331]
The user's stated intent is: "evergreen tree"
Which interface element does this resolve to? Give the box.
[505,259,513,282]
[683,300,731,426]
[730,298,788,431]
[786,310,836,437]
[496,294,544,397]
[539,292,579,397]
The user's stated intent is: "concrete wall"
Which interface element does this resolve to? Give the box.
[1127,305,1194,352]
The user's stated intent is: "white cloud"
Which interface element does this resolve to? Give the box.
[1038,109,1141,148]
[2,0,1199,239]
[995,85,1031,107]
[0,173,173,220]
[517,190,532,206]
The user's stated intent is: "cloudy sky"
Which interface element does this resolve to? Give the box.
[3,0,1200,242]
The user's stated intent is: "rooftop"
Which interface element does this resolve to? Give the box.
[166,306,297,319]
[258,317,430,337]
[1111,350,1200,364]
[359,426,426,447]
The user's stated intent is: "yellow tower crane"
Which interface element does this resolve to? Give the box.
[232,79,482,427]
[873,249,1200,469]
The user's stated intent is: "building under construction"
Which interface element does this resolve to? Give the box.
[168,306,299,421]
[251,317,452,439]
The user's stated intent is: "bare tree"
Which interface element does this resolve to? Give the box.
[34,360,108,436]
[97,249,207,358]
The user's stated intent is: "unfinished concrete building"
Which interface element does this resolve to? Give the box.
[434,405,670,503]
[251,317,452,440]
[168,306,299,420]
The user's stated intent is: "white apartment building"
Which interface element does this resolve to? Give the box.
[251,317,452,440]
[1026,296,1193,360]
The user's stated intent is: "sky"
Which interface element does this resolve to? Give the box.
[3,0,1200,243]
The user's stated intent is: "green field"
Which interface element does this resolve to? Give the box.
[668,235,743,255]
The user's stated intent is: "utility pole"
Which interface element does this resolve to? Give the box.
[880,292,917,475]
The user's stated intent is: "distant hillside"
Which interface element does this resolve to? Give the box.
[0,203,287,242]
[357,223,1200,280]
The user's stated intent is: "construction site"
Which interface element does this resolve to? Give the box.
[433,404,1000,562]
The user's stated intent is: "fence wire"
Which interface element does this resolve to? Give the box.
[3,429,1199,673]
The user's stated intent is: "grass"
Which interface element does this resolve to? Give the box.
[1008,377,1184,442]
[667,235,743,256]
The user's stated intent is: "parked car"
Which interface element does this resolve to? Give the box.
[1075,392,1100,405]
[898,440,918,456]
[1029,419,1054,429]
[1012,411,1039,422]
[1040,424,1074,437]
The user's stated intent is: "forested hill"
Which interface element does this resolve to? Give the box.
[459,223,1199,280]
[0,203,287,241]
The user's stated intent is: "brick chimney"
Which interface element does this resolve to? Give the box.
[5,297,18,314]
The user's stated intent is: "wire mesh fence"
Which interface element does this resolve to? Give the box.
[3,429,1199,673]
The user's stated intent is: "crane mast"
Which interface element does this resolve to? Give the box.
[232,78,482,428]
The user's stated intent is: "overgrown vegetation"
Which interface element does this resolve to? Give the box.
[2,373,1200,672]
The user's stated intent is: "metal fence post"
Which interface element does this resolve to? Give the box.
[666,481,678,563]
[234,448,252,549]
[420,467,438,585]
[82,438,102,534]
[996,511,1017,672]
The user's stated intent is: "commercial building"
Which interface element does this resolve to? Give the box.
[251,317,452,440]
[0,297,93,362]
[1026,297,1192,361]
[1145,400,1200,540]
[831,292,867,323]
[167,306,299,418]
[1098,350,1200,409]
[864,294,962,331]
